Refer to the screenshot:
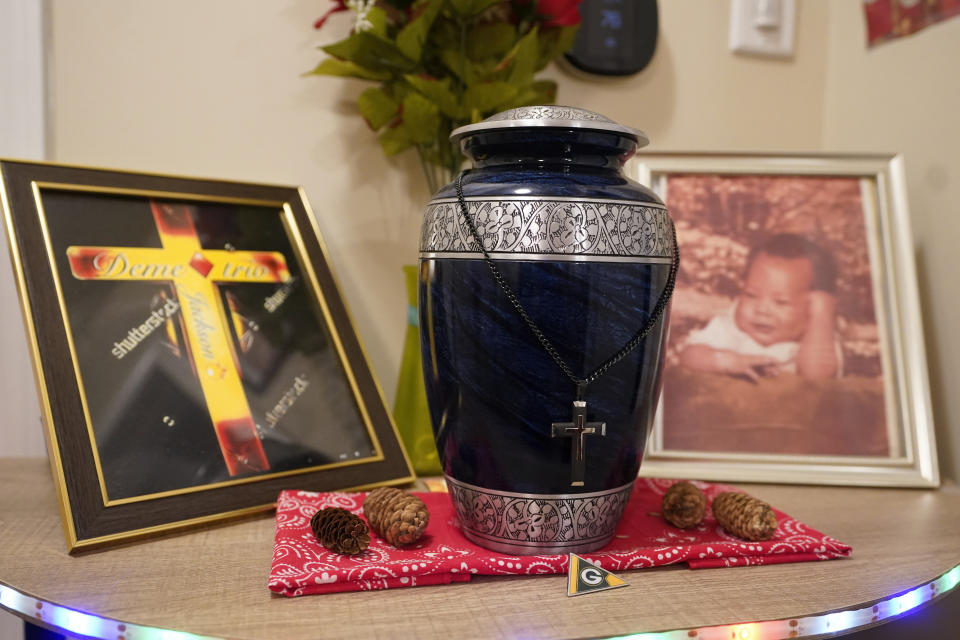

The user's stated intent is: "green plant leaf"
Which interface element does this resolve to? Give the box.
[505,26,539,85]
[537,25,579,70]
[449,0,501,18]
[323,32,416,74]
[309,0,574,170]
[461,82,518,117]
[357,87,400,130]
[430,16,460,50]
[388,80,412,102]
[467,22,516,60]
[509,79,557,107]
[305,58,391,81]
[447,0,472,17]
[440,48,492,86]
[379,123,414,156]
[396,0,444,62]
[404,74,459,118]
[402,92,441,143]
[440,48,468,83]
[365,6,389,39]
[474,0,503,15]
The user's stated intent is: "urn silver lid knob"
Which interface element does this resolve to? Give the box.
[450,105,649,147]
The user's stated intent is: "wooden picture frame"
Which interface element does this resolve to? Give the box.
[0,160,414,551]
[632,153,938,487]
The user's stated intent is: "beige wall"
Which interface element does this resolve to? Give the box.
[821,3,960,480]
[0,0,45,460]
[17,1,956,477]
[545,0,830,151]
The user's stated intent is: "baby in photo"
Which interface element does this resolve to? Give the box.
[678,233,842,381]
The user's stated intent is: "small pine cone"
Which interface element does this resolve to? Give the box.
[661,481,707,529]
[310,507,370,555]
[363,487,430,547]
[712,492,778,541]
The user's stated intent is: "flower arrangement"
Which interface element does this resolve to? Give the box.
[309,0,583,192]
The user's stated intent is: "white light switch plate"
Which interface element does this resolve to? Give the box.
[729,0,796,58]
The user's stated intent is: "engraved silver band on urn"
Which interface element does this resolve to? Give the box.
[419,196,672,263]
[445,475,634,555]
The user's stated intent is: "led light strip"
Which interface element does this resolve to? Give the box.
[0,583,216,640]
[611,564,960,640]
[1,565,958,639]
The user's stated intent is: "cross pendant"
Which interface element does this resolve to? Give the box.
[551,400,606,487]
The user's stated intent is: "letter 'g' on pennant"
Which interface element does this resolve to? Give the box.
[567,553,628,597]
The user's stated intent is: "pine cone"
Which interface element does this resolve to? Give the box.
[661,481,706,529]
[712,492,778,541]
[310,507,370,555]
[363,487,430,547]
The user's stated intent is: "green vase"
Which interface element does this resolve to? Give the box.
[393,265,441,475]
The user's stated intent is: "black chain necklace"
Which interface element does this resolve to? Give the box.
[454,172,680,486]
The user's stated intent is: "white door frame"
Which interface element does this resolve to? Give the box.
[1,0,47,456]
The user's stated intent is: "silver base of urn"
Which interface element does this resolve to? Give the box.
[445,475,634,556]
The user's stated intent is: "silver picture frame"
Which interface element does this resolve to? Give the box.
[632,152,938,487]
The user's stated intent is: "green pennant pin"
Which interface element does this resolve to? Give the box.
[567,553,628,597]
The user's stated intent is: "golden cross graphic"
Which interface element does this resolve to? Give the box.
[67,201,291,476]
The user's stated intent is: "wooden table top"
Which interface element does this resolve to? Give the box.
[1,458,958,639]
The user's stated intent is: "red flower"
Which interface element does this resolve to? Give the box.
[314,0,348,29]
[536,0,583,27]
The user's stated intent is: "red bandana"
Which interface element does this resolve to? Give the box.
[269,477,851,596]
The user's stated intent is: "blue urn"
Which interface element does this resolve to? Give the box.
[418,106,676,555]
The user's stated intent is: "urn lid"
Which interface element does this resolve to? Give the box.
[449,105,649,147]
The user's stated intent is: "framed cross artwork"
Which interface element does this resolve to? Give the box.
[0,160,413,551]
